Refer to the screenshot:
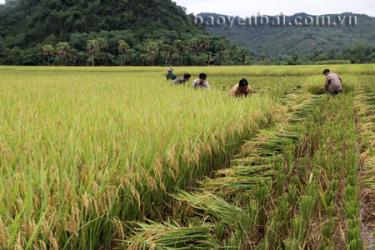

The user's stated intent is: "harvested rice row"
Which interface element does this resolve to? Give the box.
[281,93,363,249]
[123,90,319,249]
[355,86,375,249]
[255,95,325,249]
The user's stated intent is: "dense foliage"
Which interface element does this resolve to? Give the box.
[1,1,375,65]
[0,0,250,66]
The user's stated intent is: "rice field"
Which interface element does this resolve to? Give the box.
[0,65,374,249]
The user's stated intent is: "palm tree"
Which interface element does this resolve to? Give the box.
[173,40,186,65]
[97,37,108,52]
[56,42,71,65]
[189,38,200,53]
[118,40,130,66]
[97,37,109,65]
[87,39,100,66]
[215,40,227,65]
[160,44,176,66]
[200,38,210,51]
[145,40,160,66]
[239,48,249,65]
[41,44,54,66]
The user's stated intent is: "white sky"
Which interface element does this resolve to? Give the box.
[0,0,374,16]
[174,0,375,16]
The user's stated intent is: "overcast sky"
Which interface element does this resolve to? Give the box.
[0,0,374,16]
[174,0,375,16]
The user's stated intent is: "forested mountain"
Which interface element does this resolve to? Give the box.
[1,0,375,66]
[201,13,375,64]
[0,0,249,65]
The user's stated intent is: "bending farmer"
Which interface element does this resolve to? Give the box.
[166,68,177,80]
[173,73,191,85]
[192,73,210,89]
[323,69,343,95]
[229,79,253,97]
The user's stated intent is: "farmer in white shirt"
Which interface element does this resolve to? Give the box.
[192,73,210,89]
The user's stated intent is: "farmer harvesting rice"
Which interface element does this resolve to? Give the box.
[166,68,176,80]
[193,73,210,89]
[229,78,253,97]
[323,69,343,95]
[172,73,192,85]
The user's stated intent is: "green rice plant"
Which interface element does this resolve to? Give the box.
[230,155,283,167]
[124,221,218,250]
[306,94,362,249]
[363,157,375,189]
[314,60,352,65]
[284,193,318,249]
[201,174,273,196]
[252,93,324,244]
[204,95,312,198]
[260,195,291,250]
[173,191,250,231]
[307,85,325,95]
[216,165,275,177]
[260,91,365,249]
[0,66,287,248]
[0,65,374,248]
[355,87,375,249]
[202,164,275,195]
[119,81,313,249]
[202,97,309,198]
[288,96,323,123]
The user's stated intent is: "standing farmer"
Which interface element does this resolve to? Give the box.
[323,69,343,95]
[229,79,253,97]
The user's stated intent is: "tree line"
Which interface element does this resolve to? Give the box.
[2,34,374,66]
[253,44,375,65]
[0,35,250,66]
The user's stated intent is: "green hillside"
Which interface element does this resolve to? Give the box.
[0,0,248,65]
[201,12,375,64]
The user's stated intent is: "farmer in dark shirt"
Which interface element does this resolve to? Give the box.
[172,73,191,85]
[166,68,177,80]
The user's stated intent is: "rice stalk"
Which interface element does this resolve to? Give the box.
[124,221,218,250]
[173,191,250,231]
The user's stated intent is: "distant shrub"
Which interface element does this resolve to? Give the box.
[314,60,351,65]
